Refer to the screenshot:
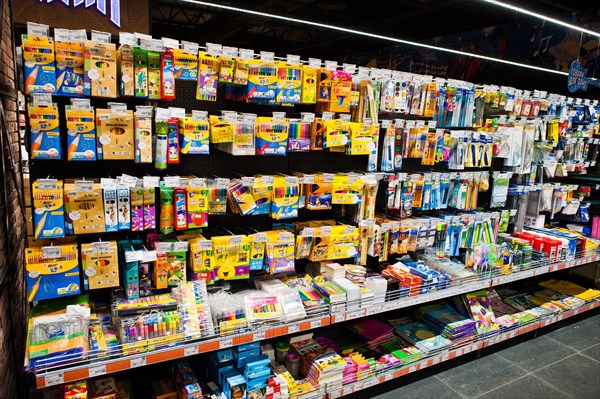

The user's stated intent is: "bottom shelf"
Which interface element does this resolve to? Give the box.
[328,301,599,399]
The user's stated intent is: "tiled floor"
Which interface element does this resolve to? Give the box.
[349,310,600,399]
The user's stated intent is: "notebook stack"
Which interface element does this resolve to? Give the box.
[391,316,452,354]
[415,303,477,347]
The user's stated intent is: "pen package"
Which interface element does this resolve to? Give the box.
[147,50,162,100]
[180,116,210,154]
[160,49,176,100]
[32,179,65,239]
[310,118,325,150]
[209,115,234,143]
[212,235,251,280]
[143,187,157,230]
[118,240,140,299]
[65,105,96,161]
[134,111,153,163]
[197,51,220,101]
[174,48,198,80]
[84,40,117,98]
[287,121,311,152]
[251,176,273,215]
[301,65,317,104]
[271,176,299,220]
[247,61,278,101]
[233,57,250,85]
[25,244,80,301]
[130,187,144,231]
[219,55,235,83]
[208,185,228,215]
[276,62,302,104]
[28,103,61,160]
[186,235,215,283]
[133,47,148,98]
[326,70,353,113]
[227,179,256,216]
[323,119,350,149]
[167,117,180,164]
[174,187,187,231]
[81,241,119,290]
[55,38,85,97]
[256,117,289,156]
[317,68,332,102]
[154,116,168,170]
[305,173,333,210]
[96,108,134,160]
[22,34,56,95]
[117,44,134,97]
[332,175,364,205]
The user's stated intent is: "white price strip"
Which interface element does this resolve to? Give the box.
[184,346,199,357]
[91,30,111,44]
[332,312,345,323]
[155,242,174,253]
[173,242,189,252]
[109,103,127,115]
[130,356,146,368]
[260,51,275,62]
[143,176,160,188]
[221,337,233,348]
[288,324,300,334]
[44,372,64,386]
[88,364,106,377]
[182,41,199,55]
[346,310,365,320]
[254,330,266,340]
[42,246,61,259]
[75,180,93,191]
[363,377,377,388]
[27,22,49,37]
[408,365,417,373]
[32,93,52,106]
[163,176,180,187]
[287,54,300,66]
[308,58,321,68]
[93,242,111,253]
[72,99,91,111]
[310,320,321,329]
[142,250,158,263]
[301,112,315,123]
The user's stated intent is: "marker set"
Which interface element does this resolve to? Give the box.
[118,310,183,355]
[197,51,219,101]
[256,117,290,156]
[173,48,199,80]
[180,117,210,155]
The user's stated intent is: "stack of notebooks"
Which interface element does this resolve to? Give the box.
[381,337,424,365]
[456,290,500,338]
[532,288,585,310]
[415,303,477,346]
[292,339,346,390]
[391,316,452,354]
[539,279,600,303]
[488,289,519,328]
[347,319,395,347]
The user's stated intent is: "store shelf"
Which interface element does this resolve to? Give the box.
[32,253,600,389]
[327,300,600,399]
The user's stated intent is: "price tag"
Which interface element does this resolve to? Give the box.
[75,180,93,192]
[363,377,377,388]
[27,22,49,37]
[91,30,111,44]
[343,63,356,73]
[230,236,243,246]
[142,250,158,263]
[308,58,321,68]
[42,246,61,259]
[325,60,338,70]
[288,324,300,334]
[100,178,117,190]
[118,174,139,188]
[119,32,135,46]
[191,110,208,121]
[330,390,341,399]
[169,107,186,119]
[301,112,315,123]
[189,178,206,188]
[163,176,180,187]
[32,94,52,106]
[242,113,257,123]
[322,112,335,121]
[332,312,345,323]
[72,99,91,111]
[155,242,174,253]
[285,176,299,185]
[155,107,170,121]
[130,356,146,368]
[162,37,179,49]
[319,226,332,235]
[221,46,237,58]
[38,179,58,190]
[173,242,189,252]
[206,42,222,56]
[300,227,315,237]
[260,51,275,62]
[184,346,199,357]
[408,365,417,373]
[302,175,315,184]
[272,112,286,123]
[254,330,266,340]
[182,41,199,55]
[286,54,300,66]
[221,337,233,348]
[54,28,70,42]
[339,114,351,122]
[44,372,64,386]
[93,242,111,253]
[143,176,160,188]
[125,250,144,262]
[310,320,321,329]
[89,364,106,377]
[346,310,365,320]
[239,48,254,60]
[134,32,152,42]
[279,232,292,241]
[109,103,127,115]
[216,178,230,188]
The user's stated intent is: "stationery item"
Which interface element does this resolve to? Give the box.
[154,114,169,170]
[464,290,500,337]
[227,178,256,216]
[264,230,295,274]
[317,68,332,102]
[147,50,162,100]
[392,316,452,353]
[301,65,317,104]
[180,116,210,154]
[276,63,302,104]
[211,235,250,280]
[209,115,234,143]
[22,34,56,94]
[32,179,65,239]
[133,47,148,98]
[219,54,234,83]
[28,103,61,160]
[186,186,208,229]
[287,121,311,152]
[95,108,134,160]
[310,117,325,150]
[161,48,176,100]
[64,380,87,399]
[256,117,289,156]
[271,176,299,220]
[173,48,198,80]
[55,36,85,96]
[185,235,214,283]
[167,117,180,164]
[117,43,134,97]
[349,122,378,155]
[103,185,118,233]
[134,108,153,163]
[323,119,351,149]
[25,244,81,301]
[65,105,96,161]
[64,183,105,234]
[197,51,219,101]
[233,56,250,85]
[117,186,131,230]
[160,184,175,234]
[250,176,272,215]
[84,40,117,98]
[81,241,119,290]
[245,293,284,325]
[174,187,187,231]
[130,187,144,231]
[143,187,157,230]
[247,61,278,101]
[118,240,140,299]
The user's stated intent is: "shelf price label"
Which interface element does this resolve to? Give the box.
[254,330,266,340]
[310,320,321,329]
[130,356,146,368]
[184,346,199,357]
[88,364,106,377]
[287,324,300,334]
[221,337,233,348]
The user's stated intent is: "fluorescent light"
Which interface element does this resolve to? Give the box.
[482,0,600,38]
[179,0,569,76]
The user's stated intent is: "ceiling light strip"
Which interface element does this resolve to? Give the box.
[179,0,569,76]
[482,0,600,37]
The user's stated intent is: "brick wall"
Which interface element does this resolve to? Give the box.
[0,0,27,398]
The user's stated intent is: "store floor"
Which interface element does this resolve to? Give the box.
[350,310,600,399]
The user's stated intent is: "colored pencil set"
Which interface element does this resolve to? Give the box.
[25,244,81,302]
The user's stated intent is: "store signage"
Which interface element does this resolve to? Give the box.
[567,60,600,93]
[37,0,121,27]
